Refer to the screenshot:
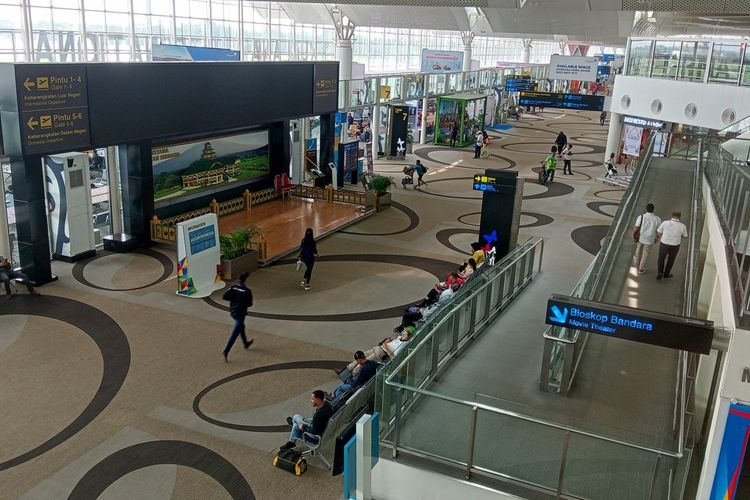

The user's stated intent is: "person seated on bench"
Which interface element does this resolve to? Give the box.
[280,389,333,451]
[340,327,415,377]
[393,290,438,332]
[470,242,485,266]
[330,351,378,399]
[0,256,40,300]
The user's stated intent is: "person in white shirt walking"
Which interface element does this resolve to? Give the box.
[561,144,573,175]
[655,211,688,280]
[632,203,662,274]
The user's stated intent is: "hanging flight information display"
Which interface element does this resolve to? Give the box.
[519,91,605,112]
[338,140,359,184]
[504,77,534,92]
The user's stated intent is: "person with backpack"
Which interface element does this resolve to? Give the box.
[544,146,558,183]
[413,160,428,188]
[222,271,254,362]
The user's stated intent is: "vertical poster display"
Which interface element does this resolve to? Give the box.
[710,403,750,500]
[623,125,644,157]
[363,142,374,175]
[176,213,224,298]
[305,138,318,173]
[388,105,411,158]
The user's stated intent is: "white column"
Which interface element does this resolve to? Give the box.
[605,111,622,163]
[355,414,373,500]
[106,146,123,235]
[336,39,353,81]
[462,44,472,72]
[522,39,532,64]
[420,97,428,145]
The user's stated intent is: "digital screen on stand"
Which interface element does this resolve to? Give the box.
[519,91,604,112]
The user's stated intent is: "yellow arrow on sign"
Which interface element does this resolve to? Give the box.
[27,116,38,130]
[23,77,35,91]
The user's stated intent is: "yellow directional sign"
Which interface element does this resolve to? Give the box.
[26,116,38,130]
[36,76,49,89]
[40,115,52,129]
[23,77,35,91]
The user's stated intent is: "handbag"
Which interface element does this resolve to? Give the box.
[633,214,643,242]
[295,258,303,272]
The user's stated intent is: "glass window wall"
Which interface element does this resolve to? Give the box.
[741,45,750,87]
[627,40,653,76]
[709,43,742,84]
[652,40,680,79]
[678,41,709,82]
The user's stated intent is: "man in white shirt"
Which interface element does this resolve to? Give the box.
[655,211,688,280]
[632,203,662,274]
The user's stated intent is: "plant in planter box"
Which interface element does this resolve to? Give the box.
[219,226,260,279]
[405,130,414,154]
[371,175,394,210]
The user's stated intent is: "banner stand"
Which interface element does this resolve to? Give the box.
[176,213,225,298]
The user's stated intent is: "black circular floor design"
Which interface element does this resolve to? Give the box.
[72,248,174,292]
[436,228,476,255]
[530,166,593,181]
[413,176,483,200]
[593,189,626,201]
[521,212,554,228]
[500,141,599,156]
[0,296,130,472]
[457,211,480,227]
[68,440,254,500]
[414,147,517,170]
[571,225,611,256]
[586,201,619,218]
[545,122,606,131]
[193,360,346,432]
[339,200,419,236]
[523,179,575,200]
[563,159,606,169]
[203,254,456,321]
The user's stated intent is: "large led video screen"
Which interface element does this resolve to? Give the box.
[152,130,269,207]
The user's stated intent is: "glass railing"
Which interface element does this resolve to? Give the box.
[539,135,657,395]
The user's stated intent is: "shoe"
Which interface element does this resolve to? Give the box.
[632,262,639,268]
[335,368,343,375]
[664,274,673,279]
[656,274,662,280]
[638,269,646,274]
[4,293,11,300]
[223,352,228,362]
[300,280,306,287]
[286,416,294,426]
[280,441,296,451]
[304,285,312,291]
[244,338,254,349]
[30,290,40,296]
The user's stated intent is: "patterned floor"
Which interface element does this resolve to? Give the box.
[0,109,619,500]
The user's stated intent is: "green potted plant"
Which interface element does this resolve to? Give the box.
[219,226,259,280]
[371,175,394,211]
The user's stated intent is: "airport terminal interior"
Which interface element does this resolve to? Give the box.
[1,2,750,500]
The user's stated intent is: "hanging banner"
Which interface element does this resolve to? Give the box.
[710,403,750,500]
[420,49,463,73]
[548,55,598,82]
[363,141,373,175]
[623,125,644,157]
[176,213,224,298]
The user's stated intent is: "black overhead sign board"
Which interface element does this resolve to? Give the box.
[519,91,604,112]
[545,295,714,354]
[15,65,91,155]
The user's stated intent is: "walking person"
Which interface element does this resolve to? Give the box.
[414,160,428,189]
[450,122,459,148]
[481,130,491,158]
[474,130,483,159]
[544,146,558,183]
[222,271,254,362]
[554,131,567,157]
[599,110,607,126]
[299,227,319,291]
[561,144,573,175]
[655,211,688,280]
[632,203,661,274]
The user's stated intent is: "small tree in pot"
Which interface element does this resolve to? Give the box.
[220,226,260,280]
[371,175,394,211]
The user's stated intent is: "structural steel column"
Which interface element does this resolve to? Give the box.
[522,39,532,64]
[605,112,622,162]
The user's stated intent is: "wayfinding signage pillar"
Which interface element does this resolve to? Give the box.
[476,170,523,259]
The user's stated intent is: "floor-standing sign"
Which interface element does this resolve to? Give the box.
[176,213,224,298]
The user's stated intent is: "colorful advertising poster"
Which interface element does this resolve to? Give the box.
[548,55,598,82]
[711,403,750,500]
[420,49,463,73]
[176,213,224,298]
[152,44,240,61]
[152,130,269,207]
[623,125,644,157]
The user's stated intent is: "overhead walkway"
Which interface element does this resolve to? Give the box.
[375,140,705,499]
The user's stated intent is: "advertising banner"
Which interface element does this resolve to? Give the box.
[152,44,240,61]
[710,403,750,500]
[420,49,463,73]
[623,125,644,157]
[388,105,411,157]
[548,55,599,82]
[519,91,604,112]
[176,213,224,298]
[152,130,269,208]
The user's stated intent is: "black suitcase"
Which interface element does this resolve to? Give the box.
[273,448,307,476]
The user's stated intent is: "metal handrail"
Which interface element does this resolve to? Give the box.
[384,378,682,459]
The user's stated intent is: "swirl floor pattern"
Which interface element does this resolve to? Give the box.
[1,107,620,499]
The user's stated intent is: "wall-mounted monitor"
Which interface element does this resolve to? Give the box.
[152,130,269,208]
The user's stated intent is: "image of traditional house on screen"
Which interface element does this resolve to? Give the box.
[152,130,269,207]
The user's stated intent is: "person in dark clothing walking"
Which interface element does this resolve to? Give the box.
[554,131,567,156]
[299,227,319,291]
[599,111,607,126]
[450,121,459,148]
[222,271,254,361]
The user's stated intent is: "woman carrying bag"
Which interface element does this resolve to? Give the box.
[298,228,319,291]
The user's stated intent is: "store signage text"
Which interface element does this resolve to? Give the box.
[623,116,665,129]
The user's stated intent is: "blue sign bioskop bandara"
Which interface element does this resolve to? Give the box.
[545,295,714,354]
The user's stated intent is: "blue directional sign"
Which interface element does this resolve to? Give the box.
[545,295,714,354]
